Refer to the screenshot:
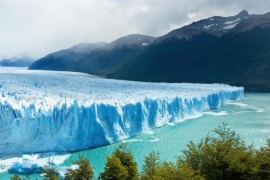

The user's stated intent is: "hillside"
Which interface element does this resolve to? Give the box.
[108,11,270,92]
[29,34,157,75]
[29,42,107,71]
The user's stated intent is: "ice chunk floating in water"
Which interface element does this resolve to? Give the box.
[0,68,244,154]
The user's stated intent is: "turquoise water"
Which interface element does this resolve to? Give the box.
[1,93,270,179]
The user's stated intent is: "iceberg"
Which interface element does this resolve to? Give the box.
[8,156,43,174]
[0,153,70,174]
[0,68,244,154]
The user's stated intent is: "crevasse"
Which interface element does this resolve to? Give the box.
[0,69,243,154]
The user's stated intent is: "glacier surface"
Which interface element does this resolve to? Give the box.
[0,68,244,154]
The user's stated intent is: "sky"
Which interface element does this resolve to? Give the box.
[0,0,269,59]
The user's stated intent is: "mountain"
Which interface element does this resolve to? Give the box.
[29,42,107,71]
[155,10,251,42]
[0,55,33,67]
[29,34,157,75]
[108,11,270,92]
[71,34,157,75]
[69,42,107,53]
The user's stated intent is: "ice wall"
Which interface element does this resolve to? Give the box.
[0,68,244,154]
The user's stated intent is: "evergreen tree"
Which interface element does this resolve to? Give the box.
[141,152,161,180]
[43,166,60,180]
[65,154,94,180]
[100,155,128,180]
[100,143,138,180]
[112,143,139,180]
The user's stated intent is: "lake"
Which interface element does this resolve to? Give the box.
[0,92,269,179]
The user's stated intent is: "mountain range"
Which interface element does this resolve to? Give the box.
[29,10,270,92]
[29,35,156,75]
[0,55,33,67]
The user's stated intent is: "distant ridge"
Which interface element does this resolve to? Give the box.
[108,11,270,92]
[29,34,157,75]
[0,55,33,67]
[29,11,270,92]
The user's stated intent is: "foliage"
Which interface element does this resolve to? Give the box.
[64,154,94,180]
[113,143,139,180]
[174,161,204,180]
[10,175,22,180]
[141,152,161,180]
[10,174,30,180]
[181,123,256,180]
[43,166,60,180]
[100,155,129,180]
[255,139,270,179]
[141,152,204,180]
[100,143,138,180]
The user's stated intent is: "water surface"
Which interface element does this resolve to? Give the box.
[1,93,269,179]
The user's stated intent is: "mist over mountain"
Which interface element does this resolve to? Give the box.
[29,42,107,71]
[29,34,157,75]
[0,55,33,67]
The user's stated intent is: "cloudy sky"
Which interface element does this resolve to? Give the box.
[0,0,269,59]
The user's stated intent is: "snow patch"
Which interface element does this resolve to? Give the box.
[141,43,148,46]
[224,18,240,25]
[223,23,238,30]
[203,24,215,30]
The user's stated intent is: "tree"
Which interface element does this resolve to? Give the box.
[65,154,94,180]
[181,123,256,180]
[100,143,138,180]
[255,139,270,179]
[43,166,60,180]
[10,174,31,180]
[112,143,139,180]
[10,175,22,180]
[141,151,161,180]
[141,152,204,180]
[174,159,204,180]
[100,155,128,180]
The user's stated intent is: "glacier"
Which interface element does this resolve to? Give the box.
[0,68,244,154]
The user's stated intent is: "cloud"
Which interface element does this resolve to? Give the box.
[0,0,269,59]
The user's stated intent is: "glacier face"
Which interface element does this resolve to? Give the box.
[0,68,244,154]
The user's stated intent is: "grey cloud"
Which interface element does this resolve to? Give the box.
[0,0,269,59]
